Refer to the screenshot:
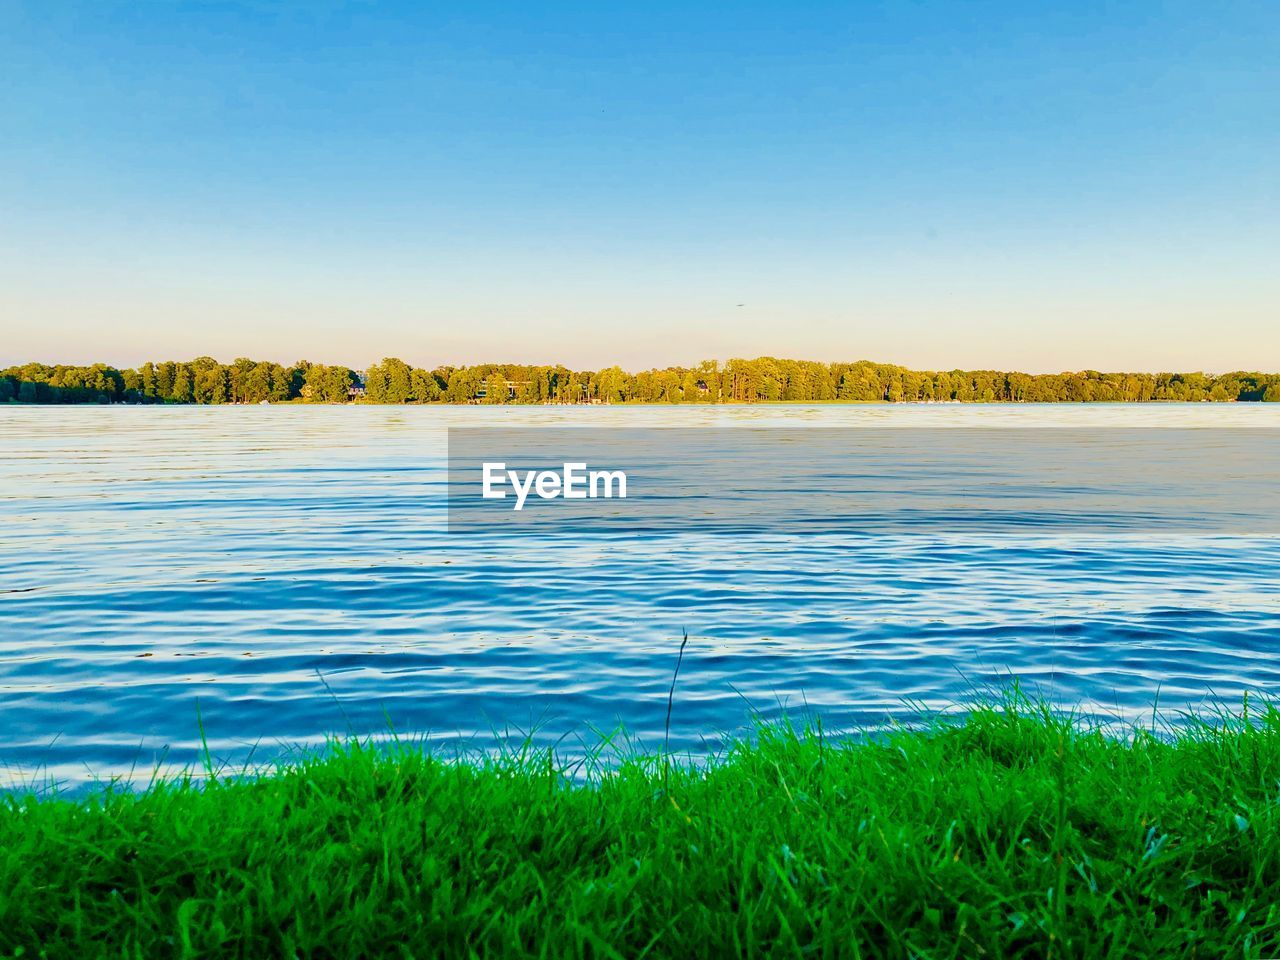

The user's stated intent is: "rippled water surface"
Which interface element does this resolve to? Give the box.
[2,404,1278,787]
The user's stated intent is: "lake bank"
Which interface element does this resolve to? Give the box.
[4,700,1278,957]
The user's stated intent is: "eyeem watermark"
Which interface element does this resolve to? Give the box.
[482,462,628,511]
[449,428,1280,534]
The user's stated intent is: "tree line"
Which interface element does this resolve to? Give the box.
[4,356,1280,404]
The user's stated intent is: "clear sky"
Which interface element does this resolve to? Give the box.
[2,1,1277,373]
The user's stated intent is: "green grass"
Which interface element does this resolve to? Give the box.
[3,698,1280,958]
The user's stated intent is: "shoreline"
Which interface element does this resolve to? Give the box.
[5,701,1278,956]
[4,397,1276,407]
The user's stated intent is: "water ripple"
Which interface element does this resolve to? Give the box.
[1,405,1279,787]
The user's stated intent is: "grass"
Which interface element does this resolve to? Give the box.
[2,697,1279,958]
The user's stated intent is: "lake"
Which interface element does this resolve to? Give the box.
[2,403,1278,788]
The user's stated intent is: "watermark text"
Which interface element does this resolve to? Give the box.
[481,462,627,510]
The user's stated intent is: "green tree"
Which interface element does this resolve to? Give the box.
[195,366,228,404]
[483,372,508,404]
[171,365,194,403]
[596,366,626,403]
[384,359,414,402]
[139,362,157,400]
[244,363,272,403]
[302,364,354,402]
[411,369,441,402]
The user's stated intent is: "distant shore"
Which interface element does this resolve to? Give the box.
[5,356,1280,405]
[5,397,1274,409]
[4,701,1278,956]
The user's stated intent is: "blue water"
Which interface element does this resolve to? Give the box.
[2,404,1278,788]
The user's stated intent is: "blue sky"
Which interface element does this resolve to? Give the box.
[2,1,1277,372]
